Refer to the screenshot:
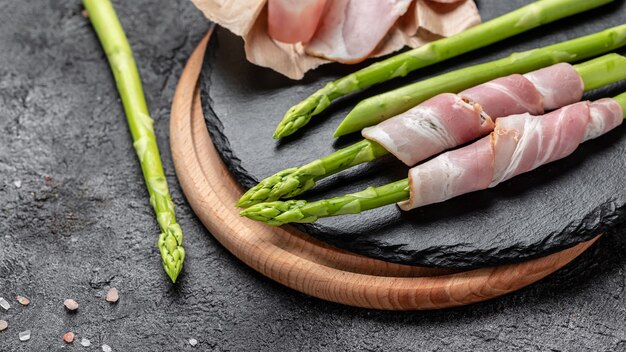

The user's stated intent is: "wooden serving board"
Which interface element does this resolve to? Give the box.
[169,29,599,310]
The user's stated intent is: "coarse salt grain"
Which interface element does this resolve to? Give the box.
[64,299,79,311]
[19,330,31,341]
[105,288,119,303]
[189,338,198,346]
[102,344,112,352]
[16,296,30,306]
[0,297,10,310]
[81,338,91,347]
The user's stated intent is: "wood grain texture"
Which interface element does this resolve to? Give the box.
[170,29,599,310]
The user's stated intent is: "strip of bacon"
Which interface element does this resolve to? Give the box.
[523,63,585,110]
[398,99,623,210]
[267,0,327,44]
[459,74,543,118]
[362,63,584,167]
[362,93,492,166]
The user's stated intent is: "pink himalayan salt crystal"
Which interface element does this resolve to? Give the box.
[105,288,119,303]
[64,299,79,311]
[16,296,30,306]
[63,331,75,343]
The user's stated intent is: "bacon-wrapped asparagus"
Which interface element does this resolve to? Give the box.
[241,94,626,225]
[361,62,584,166]
[399,99,623,210]
[237,54,626,207]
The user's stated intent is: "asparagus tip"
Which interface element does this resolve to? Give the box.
[272,123,293,139]
[239,200,313,226]
[158,229,185,283]
[237,167,317,207]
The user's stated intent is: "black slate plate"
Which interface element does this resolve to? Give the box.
[200,0,626,268]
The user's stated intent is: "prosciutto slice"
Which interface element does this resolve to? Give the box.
[267,0,327,44]
[363,63,584,167]
[398,99,623,210]
[304,0,413,63]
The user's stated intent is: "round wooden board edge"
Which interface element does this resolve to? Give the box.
[169,29,599,310]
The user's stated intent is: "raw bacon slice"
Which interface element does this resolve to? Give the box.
[304,0,413,63]
[363,63,583,167]
[398,136,494,210]
[399,99,623,210]
[490,103,590,185]
[460,74,543,118]
[583,98,624,141]
[523,63,584,110]
[268,0,327,44]
[362,93,493,166]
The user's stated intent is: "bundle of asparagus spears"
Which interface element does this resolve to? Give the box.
[238,0,626,226]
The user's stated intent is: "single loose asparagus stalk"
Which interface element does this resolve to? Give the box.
[237,53,626,208]
[243,92,626,226]
[335,24,626,137]
[273,0,614,139]
[84,0,185,282]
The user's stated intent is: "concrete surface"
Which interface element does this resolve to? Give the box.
[0,1,625,351]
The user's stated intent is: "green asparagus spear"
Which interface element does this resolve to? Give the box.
[241,180,410,226]
[236,140,388,208]
[84,0,185,282]
[273,0,614,139]
[335,24,626,137]
[243,92,626,226]
[238,53,626,208]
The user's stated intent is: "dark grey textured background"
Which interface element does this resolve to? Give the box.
[0,1,625,351]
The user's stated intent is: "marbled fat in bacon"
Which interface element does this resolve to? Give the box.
[584,98,624,141]
[523,63,584,110]
[490,103,590,185]
[398,99,623,211]
[460,74,544,118]
[362,93,493,166]
[398,136,494,211]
